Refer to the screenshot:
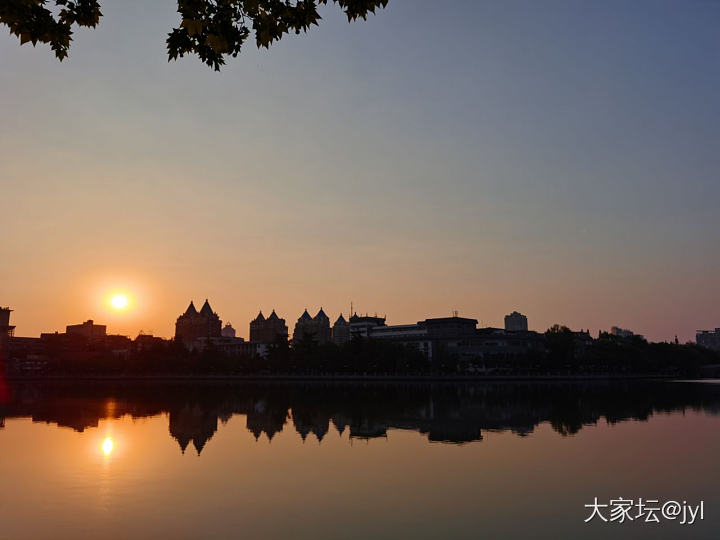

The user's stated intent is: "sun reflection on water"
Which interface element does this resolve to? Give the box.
[101,437,114,457]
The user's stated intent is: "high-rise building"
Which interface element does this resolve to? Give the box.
[0,307,15,338]
[175,300,222,344]
[697,328,720,351]
[313,308,331,344]
[293,309,313,343]
[0,306,14,353]
[250,310,288,344]
[504,311,528,332]
[332,314,350,345]
[293,308,331,345]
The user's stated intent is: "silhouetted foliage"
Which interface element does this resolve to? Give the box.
[6,326,720,377]
[0,0,101,60]
[1,0,389,70]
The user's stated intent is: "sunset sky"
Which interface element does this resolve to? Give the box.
[1,0,718,342]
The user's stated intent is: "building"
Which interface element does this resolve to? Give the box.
[368,315,546,362]
[465,327,546,361]
[349,313,387,338]
[1,307,11,358]
[134,334,166,351]
[697,329,720,351]
[340,315,474,360]
[504,311,528,332]
[609,326,644,340]
[332,314,350,345]
[610,326,633,338]
[293,309,313,343]
[1,307,16,339]
[293,308,331,345]
[5,336,46,372]
[418,316,478,359]
[175,300,222,345]
[193,336,265,358]
[250,310,288,344]
[221,323,236,338]
[66,320,107,340]
[370,322,432,357]
[368,316,477,360]
[313,309,331,344]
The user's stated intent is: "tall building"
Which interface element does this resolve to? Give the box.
[0,306,14,352]
[697,328,720,351]
[0,307,15,338]
[66,319,107,340]
[175,300,222,344]
[313,308,331,344]
[293,308,331,345]
[250,310,288,344]
[293,309,313,343]
[332,314,350,345]
[504,311,528,332]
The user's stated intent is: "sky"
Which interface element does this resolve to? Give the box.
[1,0,719,342]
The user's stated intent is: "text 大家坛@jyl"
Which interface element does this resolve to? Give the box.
[585,498,704,525]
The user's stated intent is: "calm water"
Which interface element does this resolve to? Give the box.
[1,380,719,539]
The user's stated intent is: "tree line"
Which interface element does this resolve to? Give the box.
[7,328,719,377]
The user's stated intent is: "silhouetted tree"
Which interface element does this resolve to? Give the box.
[544,324,576,370]
[1,0,389,70]
[266,333,291,371]
[293,331,319,372]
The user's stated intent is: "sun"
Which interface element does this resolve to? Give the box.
[110,294,129,310]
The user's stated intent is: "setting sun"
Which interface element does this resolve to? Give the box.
[110,294,129,310]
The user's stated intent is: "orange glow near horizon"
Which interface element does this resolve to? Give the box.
[91,276,152,333]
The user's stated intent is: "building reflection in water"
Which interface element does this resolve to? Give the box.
[1,381,720,455]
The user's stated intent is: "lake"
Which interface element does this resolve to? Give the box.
[1,380,719,539]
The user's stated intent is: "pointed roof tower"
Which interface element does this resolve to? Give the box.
[200,299,214,316]
[299,309,312,321]
[176,436,191,453]
[184,301,198,316]
[315,308,329,321]
[268,310,279,321]
[193,437,207,455]
[253,311,265,322]
[334,314,347,325]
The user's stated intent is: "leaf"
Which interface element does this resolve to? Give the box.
[181,18,203,36]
